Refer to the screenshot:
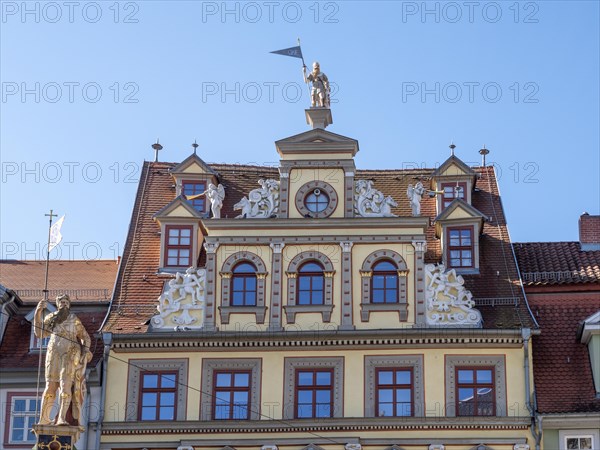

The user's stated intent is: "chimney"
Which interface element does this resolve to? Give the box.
[579,213,600,251]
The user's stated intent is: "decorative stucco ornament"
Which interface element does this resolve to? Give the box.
[234,179,280,218]
[425,263,482,326]
[354,180,398,217]
[151,267,206,330]
[407,181,426,216]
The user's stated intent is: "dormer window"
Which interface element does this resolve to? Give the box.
[182,180,206,213]
[441,182,467,209]
[447,226,474,269]
[165,225,193,268]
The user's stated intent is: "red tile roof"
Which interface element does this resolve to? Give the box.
[513,242,600,285]
[526,291,600,413]
[103,159,535,334]
[0,260,118,303]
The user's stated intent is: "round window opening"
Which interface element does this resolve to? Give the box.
[304,189,330,213]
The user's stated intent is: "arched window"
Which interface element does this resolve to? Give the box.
[371,260,399,304]
[231,262,257,306]
[297,262,324,305]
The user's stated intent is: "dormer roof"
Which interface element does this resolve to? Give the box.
[275,128,359,158]
[432,155,477,178]
[435,198,486,222]
[169,152,217,176]
[153,196,204,221]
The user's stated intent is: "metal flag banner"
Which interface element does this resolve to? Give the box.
[48,215,65,251]
[270,45,303,59]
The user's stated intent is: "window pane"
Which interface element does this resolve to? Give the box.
[161,374,176,388]
[168,228,180,237]
[374,260,396,271]
[245,291,256,306]
[372,275,385,289]
[386,275,398,288]
[234,372,250,387]
[142,392,157,407]
[459,387,474,402]
[316,390,331,403]
[300,262,322,272]
[234,263,255,273]
[298,372,313,385]
[297,390,313,404]
[232,292,244,306]
[14,399,26,412]
[372,289,384,303]
[13,416,25,428]
[298,291,311,305]
[385,289,398,303]
[580,438,593,449]
[312,276,323,290]
[246,277,257,290]
[159,406,175,420]
[297,404,312,418]
[12,428,24,441]
[397,403,412,416]
[378,389,393,403]
[458,370,474,383]
[232,278,245,290]
[233,391,249,404]
[299,276,311,290]
[378,371,393,385]
[233,404,248,419]
[378,403,393,417]
[477,370,492,383]
[396,370,411,384]
[215,405,231,419]
[311,291,324,304]
[28,399,39,412]
[160,392,175,407]
[396,388,411,403]
[215,391,231,404]
[316,403,331,417]
[216,373,232,387]
[141,406,156,420]
[315,371,331,385]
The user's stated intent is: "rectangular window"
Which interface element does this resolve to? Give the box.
[6,395,39,444]
[447,226,474,268]
[456,367,495,416]
[441,182,467,208]
[139,371,177,421]
[165,225,193,267]
[30,330,50,351]
[375,368,413,417]
[295,369,333,418]
[183,180,206,212]
[213,370,251,420]
[565,436,593,450]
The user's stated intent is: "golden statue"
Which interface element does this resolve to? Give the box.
[34,294,92,426]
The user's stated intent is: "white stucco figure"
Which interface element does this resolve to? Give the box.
[151,268,206,330]
[303,61,330,108]
[354,180,398,218]
[188,183,225,218]
[407,181,426,216]
[425,263,482,326]
[234,179,280,218]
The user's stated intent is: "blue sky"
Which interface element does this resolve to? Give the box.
[1,1,599,261]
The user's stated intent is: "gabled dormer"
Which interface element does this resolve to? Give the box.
[435,198,486,273]
[275,126,358,219]
[153,196,204,272]
[431,155,477,213]
[169,153,218,216]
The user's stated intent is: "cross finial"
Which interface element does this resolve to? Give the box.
[45,209,58,220]
[192,139,199,155]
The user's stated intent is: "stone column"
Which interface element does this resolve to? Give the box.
[268,242,285,331]
[411,240,427,326]
[339,241,355,329]
[278,170,290,218]
[203,241,220,331]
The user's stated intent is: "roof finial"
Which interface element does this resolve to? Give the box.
[479,145,490,167]
[192,139,199,155]
[151,138,163,163]
[449,140,456,156]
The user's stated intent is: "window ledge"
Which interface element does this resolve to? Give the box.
[449,267,480,275]
[360,302,408,322]
[283,304,334,323]
[218,306,267,324]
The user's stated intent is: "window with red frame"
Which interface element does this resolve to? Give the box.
[297,262,324,305]
[375,368,413,417]
[231,262,257,306]
[139,372,177,420]
[447,227,474,268]
[456,367,495,416]
[183,180,206,212]
[165,226,193,267]
[295,369,333,418]
[371,260,399,304]
[213,370,251,420]
[441,182,467,208]
[5,394,39,444]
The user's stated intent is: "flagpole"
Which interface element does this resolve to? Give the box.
[298,38,312,102]
[34,209,57,425]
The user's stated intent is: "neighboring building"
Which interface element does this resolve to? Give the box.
[514,214,600,450]
[0,259,118,449]
[100,109,539,450]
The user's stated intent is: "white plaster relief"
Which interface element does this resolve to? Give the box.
[425,263,482,326]
[354,180,398,217]
[234,179,280,218]
[150,267,206,330]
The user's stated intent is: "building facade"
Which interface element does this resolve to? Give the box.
[514,214,600,450]
[100,109,539,450]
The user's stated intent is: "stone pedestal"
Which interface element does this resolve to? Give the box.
[33,424,80,449]
[305,107,333,129]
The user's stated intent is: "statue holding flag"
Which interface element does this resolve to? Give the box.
[303,61,330,108]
